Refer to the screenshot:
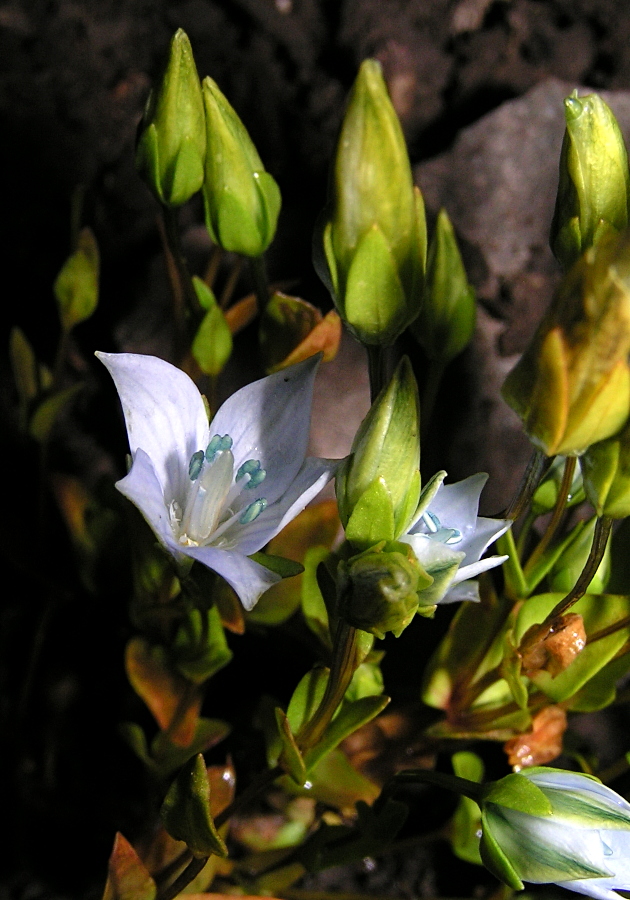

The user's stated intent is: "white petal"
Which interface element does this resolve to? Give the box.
[229,457,339,555]
[555,879,626,900]
[180,544,281,610]
[116,448,186,563]
[451,554,508,584]
[98,352,209,504]
[441,580,481,603]
[527,772,630,814]
[458,516,510,566]
[401,532,465,572]
[210,356,320,505]
[427,473,489,538]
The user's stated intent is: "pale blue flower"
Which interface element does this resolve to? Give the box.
[400,472,509,605]
[481,767,630,900]
[97,352,337,610]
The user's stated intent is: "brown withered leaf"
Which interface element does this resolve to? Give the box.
[102,833,156,900]
[521,613,586,677]
[504,705,567,771]
[125,637,202,746]
[224,293,257,335]
[268,309,342,373]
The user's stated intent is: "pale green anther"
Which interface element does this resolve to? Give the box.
[236,459,267,489]
[188,449,205,480]
[206,433,232,461]
[239,498,267,524]
[246,468,266,488]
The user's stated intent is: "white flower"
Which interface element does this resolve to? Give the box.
[481,768,630,900]
[400,473,509,605]
[97,352,337,610]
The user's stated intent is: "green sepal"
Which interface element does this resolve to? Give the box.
[482,773,553,816]
[408,470,447,530]
[479,810,525,891]
[54,227,99,331]
[161,753,228,858]
[214,189,263,258]
[191,278,233,377]
[249,551,304,579]
[344,223,407,345]
[172,605,233,684]
[304,693,390,773]
[394,468,421,536]
[254,170,282,249]
[319,216,339,298]
[275,707,307,785]
[415,551,464,608]
[345,477,396,550]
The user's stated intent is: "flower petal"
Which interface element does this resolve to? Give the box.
[98,352,209,504]
[451,554,509,585]
[442,580,481,603]
[458,516,510,566]
[210,356,320,505]
[426,472,488,538]
[180,544,281,610]
[555,879,626,900]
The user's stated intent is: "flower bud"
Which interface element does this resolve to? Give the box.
[412,208,476,365]
[317,59,426,345]
[581,418,630,518]
[336,357,421,549]
[547,518,611,593]
[551,91,630,270]
[479,767,630,897]
[202,77,281,257]
[337,541,432,639]
[135,29,206,207]
[502,232,630,457]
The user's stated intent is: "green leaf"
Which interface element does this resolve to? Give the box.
[479,811,524,891]
[29,383,82,443]
[250,551,304,579]
[450,752,484,866]
[191,278,233,376]
[300,546,332,648]
[102,833,156,900]
[151,718,231,780]
[304,694,390,773]
[54,227,99,331]
[275,707,307,785]
[286,668,329,735]
[172,605,233,684]
[345,477,396,550]
[161,753,228,858]
[483,773,552,816]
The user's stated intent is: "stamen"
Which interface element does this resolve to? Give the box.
[236,459,267,489]
[445,529,462,545]
[422,510,440,533]
[188,450,205,480]
[206,433,233,462]
[239,498,267,524]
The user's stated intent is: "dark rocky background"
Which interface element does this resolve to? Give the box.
[4,1,630,897]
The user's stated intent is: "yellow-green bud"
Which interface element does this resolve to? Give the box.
[338,542,432,639]
[581,418,630,518]
[318,59,427,346]
[54,227,99,332]
[135,30,206,207]
[547,517,611,593]
[502,232,630,457]
[201,77,281,257]
[336,357,421,549]
[190,277,233,377]
[412,208,476,365]
[551,91,630,270]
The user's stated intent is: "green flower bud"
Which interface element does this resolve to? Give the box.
[338,541,432,639]
[502,232,630,457]
[581,418,630,518]
[317,59,426,346]
[136,29,206,207]
[547,517,611,593]
[412,208,476,365]
[336,356,421,549]
[201,77,281,257]
[551,91,630,270]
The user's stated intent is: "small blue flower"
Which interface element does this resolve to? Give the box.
[97,352,337,610]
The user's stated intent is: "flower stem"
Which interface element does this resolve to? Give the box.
[420,359,445,442]
[160,207,200,358]
[249,254,270,313]
[297,620,358,751]
[156,854,208,900]
[366,345,387,403]
[524,455,576,576]
[503,450,550,520]
[546,515,613,621]
[385,768,484,804]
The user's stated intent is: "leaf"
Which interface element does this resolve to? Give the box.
[29,383,82,443]
[172,606,233,684]
[304,694,390,773]
[161,754,228,858]
[151,718,231,779]
[102,833,156,900]
[54,227,100,331]
[451,752,484,866]
[9,327,38,429]
[259,292,322,372]
[275,707,306,785]
[303,748,379,813]
[224,293,258,335]
[286,668,329,735]
[192,277,233,376]
[125,637,202,746]
[301,547,332,648]
[249,552,304,579]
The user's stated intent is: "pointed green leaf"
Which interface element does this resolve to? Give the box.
[304,694,390,773]
[275,707,307,785]
[161,753,228,858]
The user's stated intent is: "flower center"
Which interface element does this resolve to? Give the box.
[172,433,268,547]
[421,511,462,545]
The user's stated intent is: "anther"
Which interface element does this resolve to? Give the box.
[236,459,267,489]
[205,433,233,462]
[188,450,205,480]
[445,529,462,545]
[239,498,267,524]
[422,510,440,533]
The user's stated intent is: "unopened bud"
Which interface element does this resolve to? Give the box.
[202,77,281,257]
[317,59,426,346]
[502,232,630,456]
[136,29,206,207]
[551,91,630,270]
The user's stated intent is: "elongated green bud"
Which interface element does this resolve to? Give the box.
[317,59,426,346]
[551,91,630,270]
[412,208,476,364]
[336,357,421,549]
[136,30,206,207]
[202,77,281,257]
[502,232,630,457]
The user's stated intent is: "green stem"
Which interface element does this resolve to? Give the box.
[516,509,537,558]
[385,768,483,804]
[497,528,527,600]
[249,254,270,313]
[156,854,208,900]
[366,345,387,403]
[421,359,445,442]
[214,764,282,829]
[546,515,613,621]
[523,456,576,577]
[503,450,550,521]
[161,207,200,360]
[297,620,358,751]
